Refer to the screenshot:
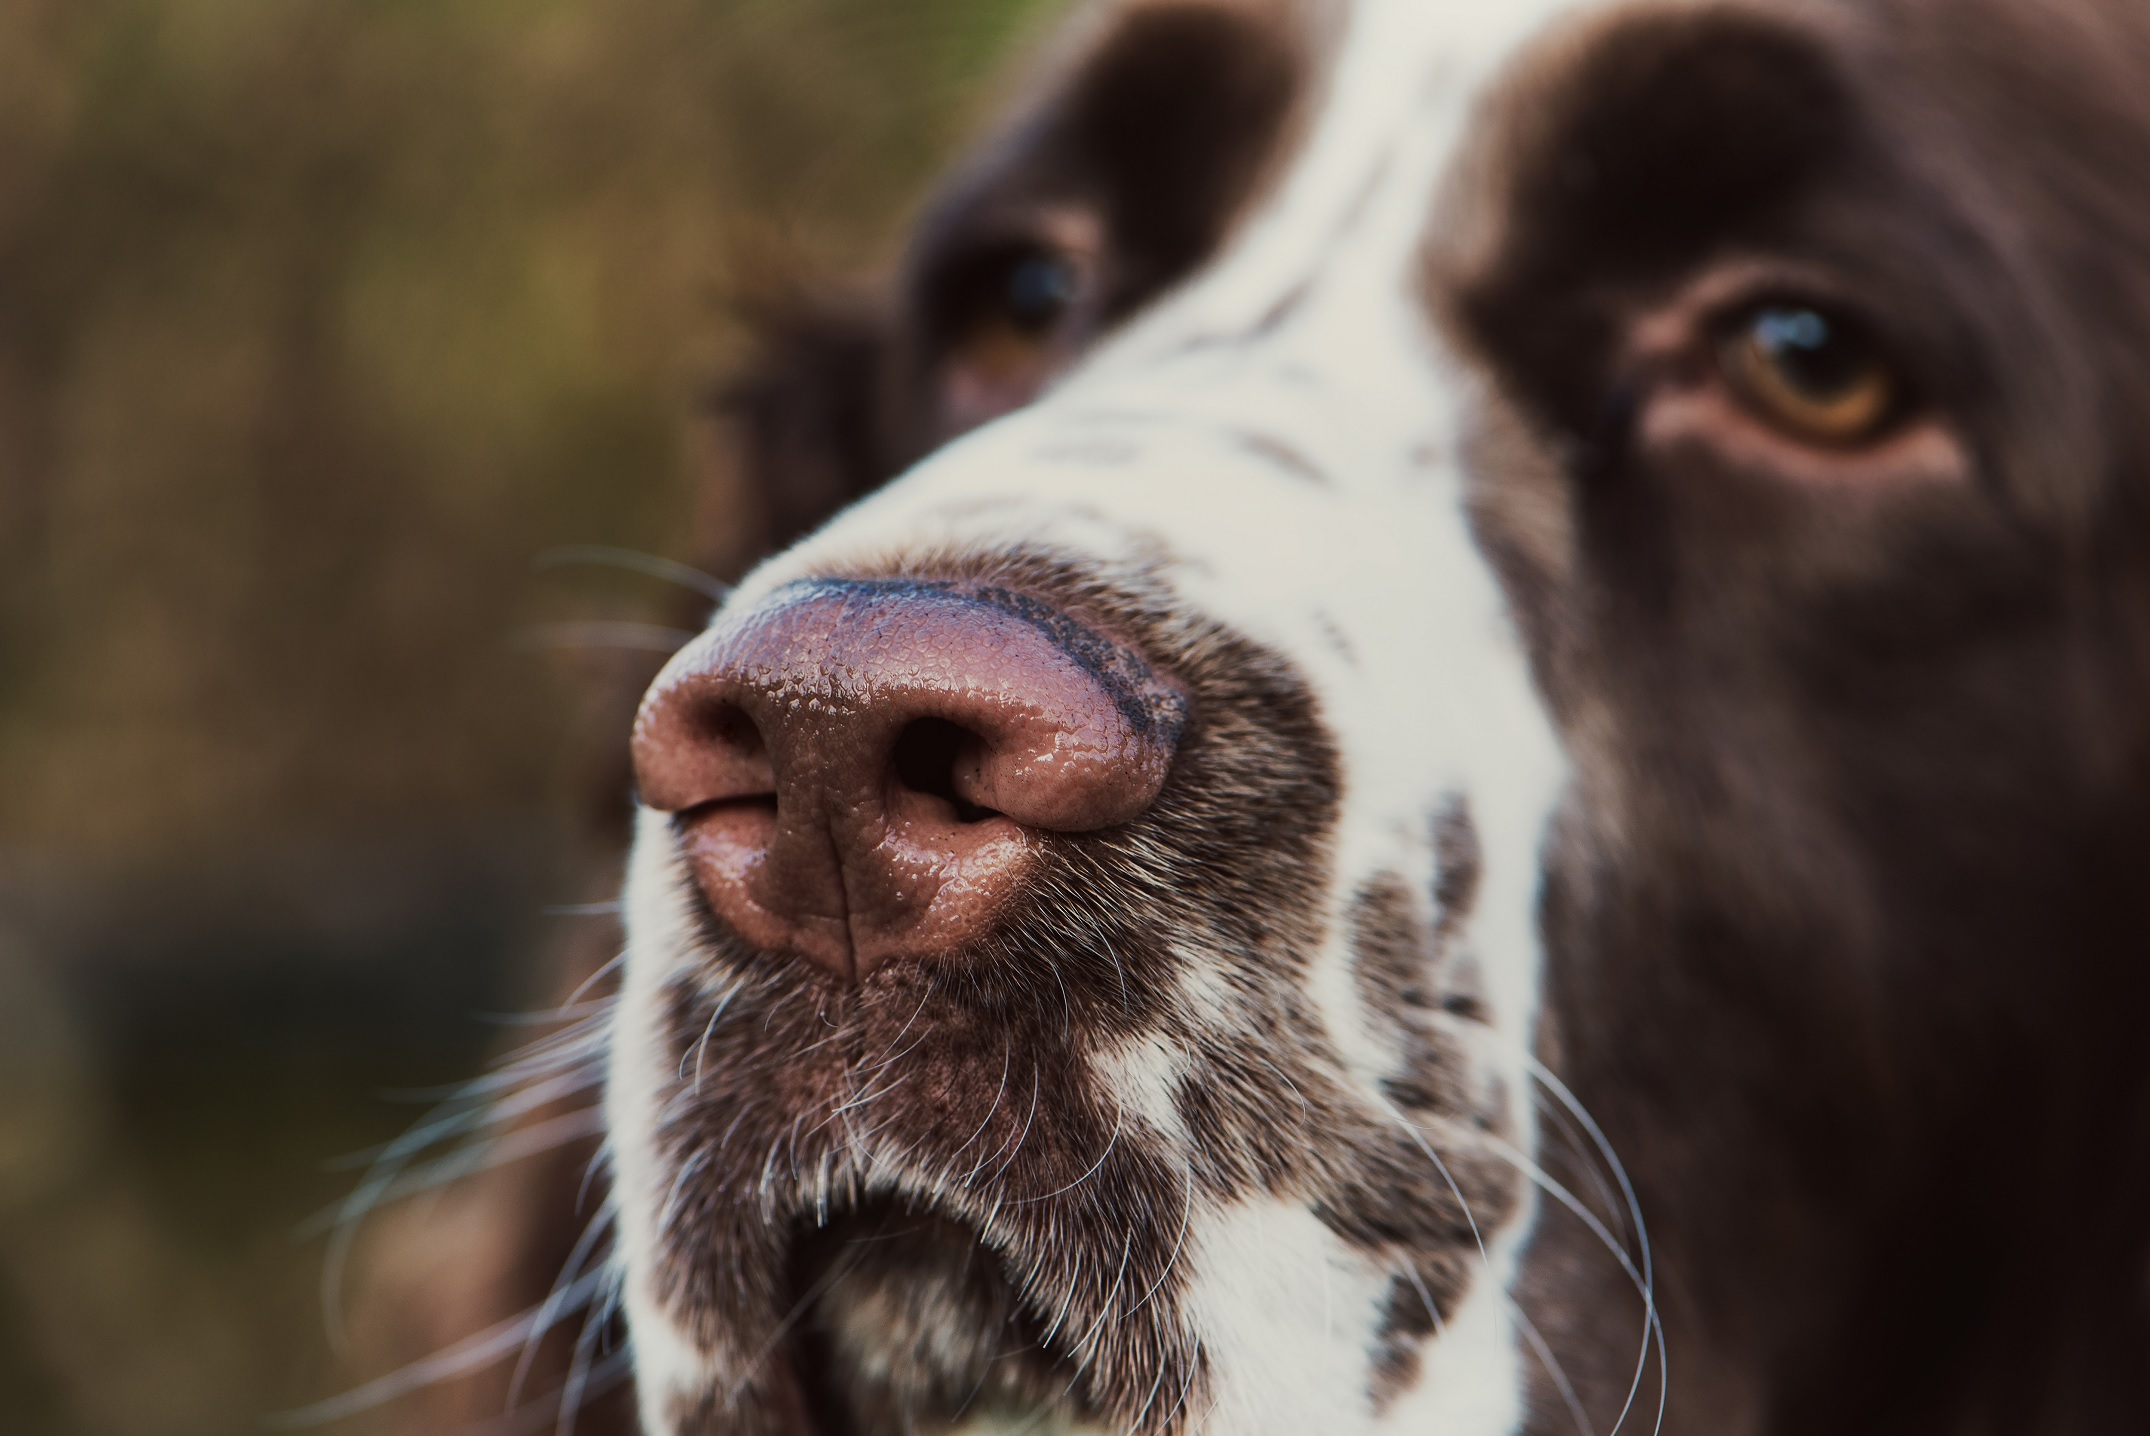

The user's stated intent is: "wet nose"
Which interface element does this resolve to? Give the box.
[631,579,1187,980]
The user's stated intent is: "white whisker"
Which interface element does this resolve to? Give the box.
[982,1060,1044,1184]
[1014,1098,1123,1204]
[543,900,624,918]
[533,544,733,603]
[1398,1256,1446,1339]
[317,1010,608,1347]
[686,980,744,1094]
[722,1232,877,1410]
[1507,1289,1596,1436]
[553,1264,625,1436]
[1062,1225,1136,1356]
[947,1039,1014,1167]
[857,975,938,1074]
[508,1203,618,1411]
[1126,1161,1196,1317]
[1523,1056,1666,1436]
[271,1271,608,1428]
[556,953,625,1013]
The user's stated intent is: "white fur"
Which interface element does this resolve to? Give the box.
[1385,1216,1534,1436]
[1172,1194,1527,1436]
[608,809,727,1432]
[612,0,1589,1430]
[1096,1031,1196,1151]
[1180,1198,1396,1433]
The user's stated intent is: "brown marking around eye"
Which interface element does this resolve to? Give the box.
[939,207,1107,436]
[906,0,1315,454]
[1618,263,1970,491]
[1638,384,1967,491]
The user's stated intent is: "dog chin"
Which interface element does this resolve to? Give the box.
[784,1197,1118,1436]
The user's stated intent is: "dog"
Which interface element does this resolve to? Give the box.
[610,0,1568,1430]
[351,1,2150,1432]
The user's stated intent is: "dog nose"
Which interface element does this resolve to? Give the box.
[631,579,1187,980]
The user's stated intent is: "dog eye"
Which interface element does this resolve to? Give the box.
[933,243,1095,437]
[999,249,1082,336]
[1718,303,1898,445]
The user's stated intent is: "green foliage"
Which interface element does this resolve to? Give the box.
[0,0,1056,853]
[0,9,1055,1423]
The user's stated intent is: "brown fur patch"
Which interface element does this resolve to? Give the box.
[1434,2,2150,1431]
[1341,815,1517,1411]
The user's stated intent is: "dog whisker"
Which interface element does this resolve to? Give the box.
[1013,1097,1124,1205]
[554,1264,627,1436]
[685,979,744,1094]
[1125,1161,1196,1320]
[534,544,734,603]
[1506,1289,1595,1436]
[318,1009,609,1347]
[554,952,625,1013]
[1533,1088,1630,1250]
[272,1270,609,1428]
[982,1061,1044,1187]
[1440,1125,1664,1436]
[945,1039,1014,1168]
[519,620,700,655]
[1522,1058,1665,1436]
[543,900,625,918]
[508,1202,619,1412]
[721,1219,880,1411]
[1368,1082,1655,1436]
[854,975,940,1077]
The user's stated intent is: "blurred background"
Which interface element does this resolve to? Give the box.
[0,1,1053,1429]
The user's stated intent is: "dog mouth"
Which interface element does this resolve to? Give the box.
[781,1196,1115,1436]
[628,564,1349,1434]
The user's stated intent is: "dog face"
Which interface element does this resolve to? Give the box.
[609,2,1574,1433]
[605,0,2150,1433]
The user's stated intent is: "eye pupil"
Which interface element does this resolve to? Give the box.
[1003,252,1078,334]
[1756,306,1828,354]
[1750,306,1863,399]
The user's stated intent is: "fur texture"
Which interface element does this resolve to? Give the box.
[354,1,2150,1433]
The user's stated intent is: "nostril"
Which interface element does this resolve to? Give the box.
[634,694,778,815]
[891,718,999,824]
[685,791,779,819]
[695,703,766,763]
[691,704,777,812]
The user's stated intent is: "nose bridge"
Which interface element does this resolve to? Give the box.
[1024,162,1446,497]
[1018,0,1570,475]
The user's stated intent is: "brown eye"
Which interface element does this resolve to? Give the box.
[936,245,1091,437]
[953,247,1086,382]
[1718,304,1898,445]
